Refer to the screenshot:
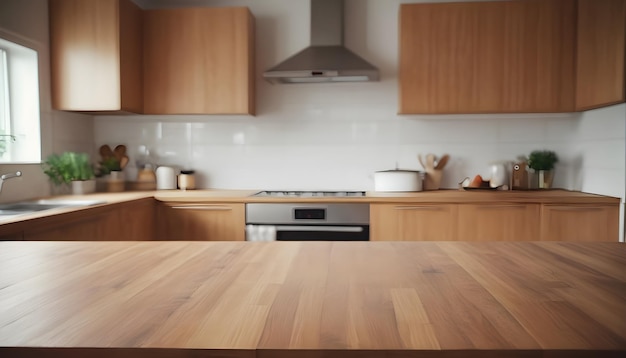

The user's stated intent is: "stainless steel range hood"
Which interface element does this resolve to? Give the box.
[263,0,379,84]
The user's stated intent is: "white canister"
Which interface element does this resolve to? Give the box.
[155,166,176,190]
[374,170,424,192]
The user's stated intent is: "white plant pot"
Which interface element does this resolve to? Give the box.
[71,180,96,195]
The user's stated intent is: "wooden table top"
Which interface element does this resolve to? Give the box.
[1,241,625,358]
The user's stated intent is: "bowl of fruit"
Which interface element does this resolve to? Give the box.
[459,175,496,190]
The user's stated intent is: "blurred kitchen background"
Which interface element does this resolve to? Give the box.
[0,0,623,208]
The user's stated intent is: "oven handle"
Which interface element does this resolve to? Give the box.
[274,226,364,233]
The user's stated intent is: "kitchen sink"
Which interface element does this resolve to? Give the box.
[0,199,106,219]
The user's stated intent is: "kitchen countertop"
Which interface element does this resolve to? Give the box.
[0,189,618,230]
[1,241,624,357]
[154,188,620,204]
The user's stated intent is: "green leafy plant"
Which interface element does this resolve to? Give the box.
[528,150,559,171]
[96,156,121,177]
[42,152,95,185]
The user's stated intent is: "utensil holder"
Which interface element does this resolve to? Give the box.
[424,169,443,190]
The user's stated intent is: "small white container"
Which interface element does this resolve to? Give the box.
[155,166,176,190]
[374,170,424,192]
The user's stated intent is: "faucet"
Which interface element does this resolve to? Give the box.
[0,171,22,193]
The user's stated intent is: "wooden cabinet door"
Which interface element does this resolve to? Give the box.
[99,198,156,241]
[23,199,155,241]
[156,203,245,241]
[575,0,626,110]
[541,205,619,242]
[24,212,110,241]
[143,7,255,115]
[370,204,457,241]
[50,0,143,112]
[399,0,575,114]
[457,204,540,241]
[0,232,23,241]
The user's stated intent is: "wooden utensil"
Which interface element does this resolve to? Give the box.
[119,155,129,170]
[426,153,436,170]
[99,145,114,160]
[114,145,127,161]
[418,154,426,169]
[435,154,450,170]
[418,153,444,190]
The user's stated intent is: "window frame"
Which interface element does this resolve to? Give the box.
[0,29,42,164]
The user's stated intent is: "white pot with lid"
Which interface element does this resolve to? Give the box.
[374,169,425,192]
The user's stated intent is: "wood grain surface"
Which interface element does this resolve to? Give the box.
[1,241,624,357]
[575,0,626,110]
[143,7,255,115]
[399,0,576,114]
[50,0,121,110]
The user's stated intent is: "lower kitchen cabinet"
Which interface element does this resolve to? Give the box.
[457,204,540,241]
[540,204,619,241]
[0,232,24,241]
[371,203,541,241]
[370,204,457,241]
[23,198,155,241]
[25,211,110,241]
[156,203,245,241]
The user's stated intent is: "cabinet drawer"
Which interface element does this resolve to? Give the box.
[541,204,619,241]
[371,204,457,241]
[457,204,540,241]
[156,203,245,241]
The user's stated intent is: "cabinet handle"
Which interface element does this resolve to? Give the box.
[275,226,364,233]
[394,206,445,211]
[547,207,604,212]
[170,205,233,211]
[472,205,526,209]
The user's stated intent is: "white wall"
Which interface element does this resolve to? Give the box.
[97,0,579,192]
[575,103,626,241]
[0,0,95,203]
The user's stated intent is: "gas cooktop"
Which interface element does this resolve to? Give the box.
[252,191,366,197]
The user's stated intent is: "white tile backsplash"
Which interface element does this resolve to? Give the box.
[95,114,580,191]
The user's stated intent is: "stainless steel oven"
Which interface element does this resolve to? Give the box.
[245,202,369,241]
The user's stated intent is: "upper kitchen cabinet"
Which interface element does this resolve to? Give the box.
[399,0,576,114]
[400,0,626,114]
[575,0,626,111]
[143,7,255,115]
[50,0,143,113]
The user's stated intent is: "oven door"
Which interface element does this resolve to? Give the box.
[246,224,369,241]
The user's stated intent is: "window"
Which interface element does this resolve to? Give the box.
[0,35,41,163]
[0,48,12,159]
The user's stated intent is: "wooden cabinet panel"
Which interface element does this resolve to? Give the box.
[101,198,155,241]
[370,204,457,241]
[143,7,255,115]
[24,212,109,241]
[541,205,619,242]
[575,0,626,110]
[0,232,23,241]
[50,0,143,112]
[399,0,576,114]
[23,199,155,241]
[156,203,245,241]
[457,204,540,241]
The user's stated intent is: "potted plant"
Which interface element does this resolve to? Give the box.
[42,152,96,194]
[527,150,559,189]
[96,156,125,192]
